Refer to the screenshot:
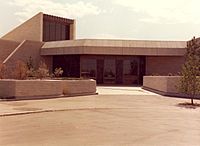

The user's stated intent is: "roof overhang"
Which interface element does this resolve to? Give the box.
[41,39,187,56]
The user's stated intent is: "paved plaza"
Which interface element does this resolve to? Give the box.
[0,87,200,146]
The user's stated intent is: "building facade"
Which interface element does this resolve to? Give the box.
[0,12,187,85]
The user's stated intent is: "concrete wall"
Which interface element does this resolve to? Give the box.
[2,13,43,42]
[3,40,44,78]
[0,39,20,62]
[62,79,96,96]
[0,79,97,99]
[0,80,15,97]
[143,76,200,99]
[142,76,186,98]
[143,76,180,94]
[0,79,63,98]
[146,56,185,75]
[70,20,76,40]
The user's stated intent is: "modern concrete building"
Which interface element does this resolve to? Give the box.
[0,12,187,85]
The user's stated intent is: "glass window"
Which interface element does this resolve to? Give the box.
[81,59,96,79]
[104,59,115,83]
[123,59,139,84]
[124,59,138,75]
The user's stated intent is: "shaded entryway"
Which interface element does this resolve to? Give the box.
[52,55,146,85]
[81,55,146,85]
[53,55,80,77]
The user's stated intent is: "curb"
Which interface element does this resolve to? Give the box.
[0,109,57,117]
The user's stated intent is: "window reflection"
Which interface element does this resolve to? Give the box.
[123,59,139,84]
[81,59,96,79]
[80,57,141,85]
[104,59,116,84]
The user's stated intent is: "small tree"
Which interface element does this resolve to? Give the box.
[14,60,29,80]
[26,56,34,70]
[26,56,35,77]
[179,37,200,104]
[35,61,49,79]
[54,67,64,77]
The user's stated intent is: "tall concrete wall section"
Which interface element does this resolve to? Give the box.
[70,20,76,40]
[0,39,20,61]
[146,56,185,75]
[3,40,44,77]
[2,13,43,42]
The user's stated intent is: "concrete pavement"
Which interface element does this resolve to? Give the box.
[0,86,158,116]
[0,87,200,146]
[97,86,158,95]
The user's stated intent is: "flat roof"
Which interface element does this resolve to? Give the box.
[41,39,186,56]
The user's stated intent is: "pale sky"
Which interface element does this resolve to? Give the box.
[0,0,200,41]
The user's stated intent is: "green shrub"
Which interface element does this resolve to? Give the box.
[178,37,200,105]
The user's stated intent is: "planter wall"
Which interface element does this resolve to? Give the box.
[0,79,97,99]
[143,76,180,96]
[62,79,96,96]
[0,79,63,99]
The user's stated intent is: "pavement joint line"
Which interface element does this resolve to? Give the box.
[0,107,134,117]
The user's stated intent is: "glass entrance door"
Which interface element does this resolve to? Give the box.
[116,60,123,84]
[123,59,139,85]
[81,56,145,85]
[103,59,116,84]
[96,59,104,84]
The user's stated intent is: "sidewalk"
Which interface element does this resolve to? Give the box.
[97,86,158,95]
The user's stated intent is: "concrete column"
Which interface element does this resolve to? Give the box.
[70,20,76,40]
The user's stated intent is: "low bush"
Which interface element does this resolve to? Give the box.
[14,60,29,80]
[35,62,49,79]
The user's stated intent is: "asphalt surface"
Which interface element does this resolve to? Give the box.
[0,87,200,146]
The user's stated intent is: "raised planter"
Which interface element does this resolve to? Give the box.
[0,79,63,99]
[143,76,180,96]
[62,79,96,96]
[0,79,97,100]
[143,76,200,98]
